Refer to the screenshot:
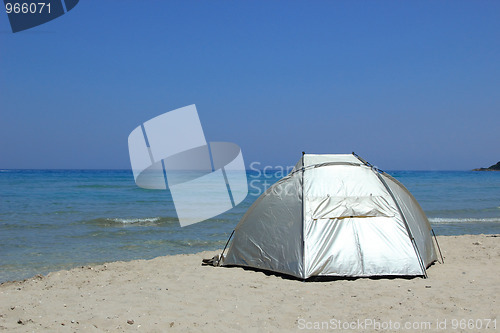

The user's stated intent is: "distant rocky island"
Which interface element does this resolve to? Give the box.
[473,161,500,171]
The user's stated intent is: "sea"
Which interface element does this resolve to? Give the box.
[1,169,499,283]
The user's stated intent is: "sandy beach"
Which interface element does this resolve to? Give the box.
[0,235,498,332]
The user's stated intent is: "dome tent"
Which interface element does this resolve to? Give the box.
[219,153,439,279]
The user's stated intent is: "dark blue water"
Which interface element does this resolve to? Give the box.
[0,169,499,282]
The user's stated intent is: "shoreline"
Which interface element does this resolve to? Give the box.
[2,224,499,285]
[0,235,498,332]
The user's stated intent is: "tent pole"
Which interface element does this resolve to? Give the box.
[353,152,372,167]
[219,229,235,265]
[431,229,445,264]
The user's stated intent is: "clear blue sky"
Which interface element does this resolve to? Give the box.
[1,1,499,170]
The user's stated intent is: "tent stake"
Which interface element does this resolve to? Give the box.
[431,229,445,264]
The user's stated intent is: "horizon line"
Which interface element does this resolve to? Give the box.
[0,168,486,172]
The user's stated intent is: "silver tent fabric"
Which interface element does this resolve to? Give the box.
[222,170,304,277]
[303,164,422,277]
[381,173,437,268]
[222,153,437,279]
[291,154,360,172]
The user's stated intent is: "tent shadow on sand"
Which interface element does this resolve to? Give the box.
[216,264,437,282]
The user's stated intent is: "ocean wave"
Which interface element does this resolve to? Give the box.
[109,217,161,224]
[426,207,500,215]
[83,216,178,226]
[429,217,500,224]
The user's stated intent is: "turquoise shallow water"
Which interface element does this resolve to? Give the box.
[0,169,499,282]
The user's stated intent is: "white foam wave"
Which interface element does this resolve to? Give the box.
[108,217,161,224]
[429,217,500,224]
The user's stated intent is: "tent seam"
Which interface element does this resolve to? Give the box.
[301,154,306,279]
